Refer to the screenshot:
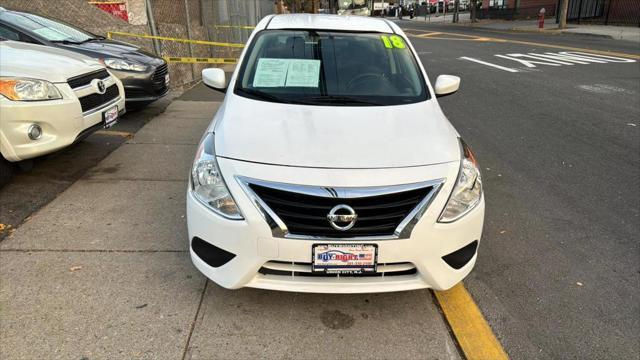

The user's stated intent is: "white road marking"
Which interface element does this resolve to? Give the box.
[577,84,632,94]
[459,56,519,72]
[495,54,562,67]
[566,51,636,63]
[461,51,637,72]
[535,52,609,64]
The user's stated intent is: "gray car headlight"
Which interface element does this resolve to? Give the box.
[190,133,243,220]
[103,58,148,72]
[0,77,62,101]
[438,139,482,223]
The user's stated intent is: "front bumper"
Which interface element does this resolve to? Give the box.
[109,63,169,103]
[187,157,484,293]
[0,80,125,162]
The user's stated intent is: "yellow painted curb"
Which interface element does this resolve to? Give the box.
[434,283,509,360]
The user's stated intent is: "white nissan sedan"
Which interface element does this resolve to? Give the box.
[187,14,484,293]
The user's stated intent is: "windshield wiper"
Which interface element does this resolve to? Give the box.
[80,36,106,43]
[236,88,303,104]
[50,39,83,44]
[297,95,383,106]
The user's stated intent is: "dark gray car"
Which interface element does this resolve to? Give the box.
[0,8,169,109]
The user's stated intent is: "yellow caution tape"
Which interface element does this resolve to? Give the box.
[213,25,256,30]
[163,56,238,64]
[106,31,244,48]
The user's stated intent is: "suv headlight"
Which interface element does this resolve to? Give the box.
[190,132,243,220]
[102,58,148,72]
[0,78,62,101]
[439,139,483,223]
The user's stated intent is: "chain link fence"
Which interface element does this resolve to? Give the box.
[107,0,274,89]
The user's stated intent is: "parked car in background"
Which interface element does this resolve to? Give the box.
[0,7,168,110]
[0,40,125,187]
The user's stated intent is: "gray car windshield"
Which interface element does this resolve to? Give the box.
[0,12,96,43]
[234,30,429,106]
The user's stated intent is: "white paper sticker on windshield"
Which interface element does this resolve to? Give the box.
[285,59,321,87]
[253,58,289,87]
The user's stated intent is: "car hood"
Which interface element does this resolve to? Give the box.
[0,40,103,82]
[58,39,163,66]
[213,94,461,169]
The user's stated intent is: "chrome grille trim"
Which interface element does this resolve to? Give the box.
[236,176,444,240]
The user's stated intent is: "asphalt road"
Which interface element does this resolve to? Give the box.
[395,20,639,359]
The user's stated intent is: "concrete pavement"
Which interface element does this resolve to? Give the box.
[0,91,461,359]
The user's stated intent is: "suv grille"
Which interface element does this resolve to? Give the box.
[152,63,168,94]
[248,183,436,238]
[67,69,110,89]
[78,84,119,113]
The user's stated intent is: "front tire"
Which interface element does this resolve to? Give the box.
[0,156,13,188]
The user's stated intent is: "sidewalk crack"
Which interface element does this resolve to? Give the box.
[182,279,208,360]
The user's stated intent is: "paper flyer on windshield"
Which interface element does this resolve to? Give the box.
[253,58,321,88]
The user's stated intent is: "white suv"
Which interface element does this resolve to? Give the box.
[188,15,484,293]
[0,40,125,185]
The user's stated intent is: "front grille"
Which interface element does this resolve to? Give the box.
[259,261,417,277]
[67,69,110,89]
[78,84,119,113]
[125,88,149,99]
[249,183,434,238]
[152,63,168,93]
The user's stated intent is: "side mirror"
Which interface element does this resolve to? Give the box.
[202,68,227,93]
[434,75,460,97]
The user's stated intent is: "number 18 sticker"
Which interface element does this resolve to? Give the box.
[381,35,406,49]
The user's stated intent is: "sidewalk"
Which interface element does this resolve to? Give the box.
[0,84,461,359]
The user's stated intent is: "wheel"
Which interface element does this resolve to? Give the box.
[0,156,13,188]
[16,159,33,172]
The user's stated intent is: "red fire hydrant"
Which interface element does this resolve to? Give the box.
[538,7,546,29]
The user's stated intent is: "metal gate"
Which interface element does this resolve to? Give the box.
[559,0,640,26]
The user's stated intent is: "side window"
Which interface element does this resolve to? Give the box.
[0,25,20,41]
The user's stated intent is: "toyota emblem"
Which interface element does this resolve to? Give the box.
[327,204,358,231]
[92,79,107,94]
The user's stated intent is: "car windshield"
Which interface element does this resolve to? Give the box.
[234,30,429,106]
[0,12,95,43]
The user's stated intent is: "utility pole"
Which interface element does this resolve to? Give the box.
[145,0,161,56]
[453,0,460,22]
[469,0,477,22]
[558,0,569,28]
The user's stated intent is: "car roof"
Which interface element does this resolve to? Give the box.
[263,14,397,34]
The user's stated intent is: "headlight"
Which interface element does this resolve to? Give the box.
[0,78,62,101]
[102,58,148,72]
[191,132,243,220]
[439,139,482,223]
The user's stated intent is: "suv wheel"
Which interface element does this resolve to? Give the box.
[0,156,13,188]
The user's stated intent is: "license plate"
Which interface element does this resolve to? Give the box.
[103,105,118,128]
[164,73,170,85]
[312,244,378,274]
